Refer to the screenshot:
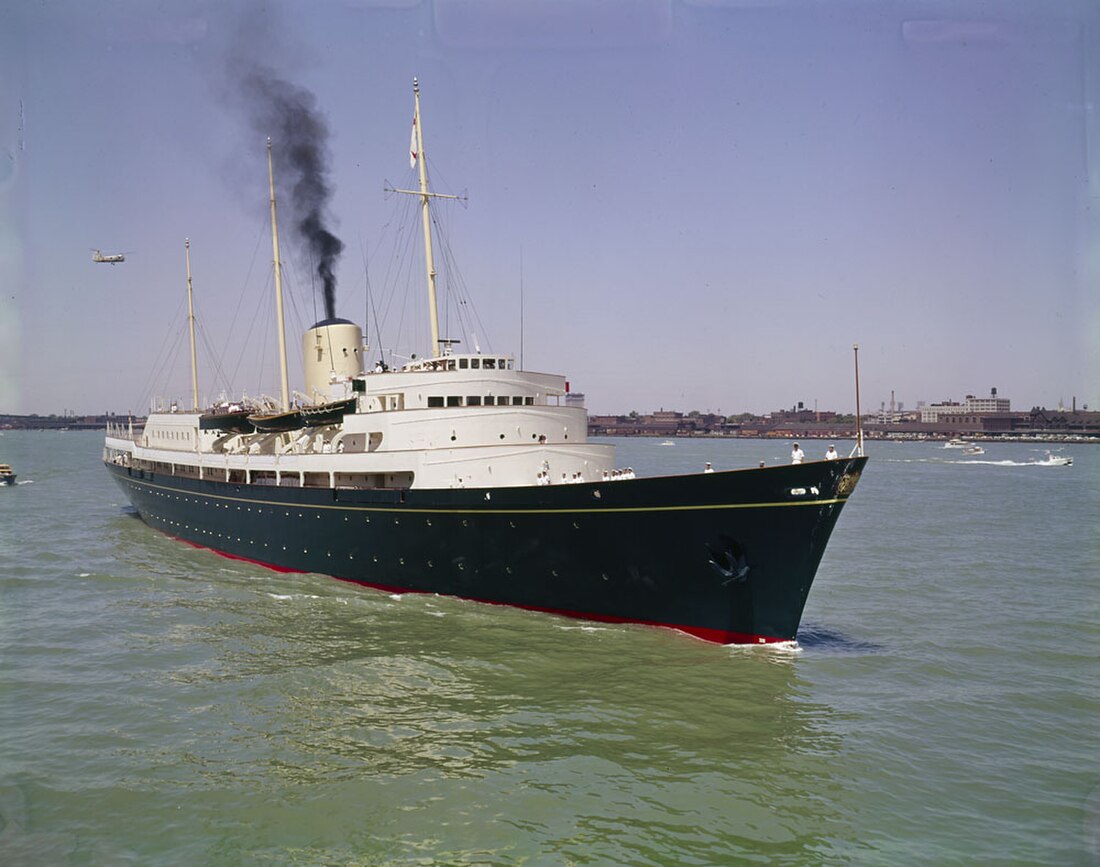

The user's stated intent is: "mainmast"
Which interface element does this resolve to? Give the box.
[390,79,464,360]
[413,79,441,358]
[185,238,199,411]
[267,138,291,411]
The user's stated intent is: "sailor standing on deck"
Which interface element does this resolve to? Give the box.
[825,445,839,461]
[791,443,805,464]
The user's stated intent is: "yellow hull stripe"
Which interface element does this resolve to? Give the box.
[113,470,849,516]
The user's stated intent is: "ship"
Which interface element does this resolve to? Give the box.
[103,80,867,645]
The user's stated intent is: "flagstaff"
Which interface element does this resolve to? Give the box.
[853,343,864,457]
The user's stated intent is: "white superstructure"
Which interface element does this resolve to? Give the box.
[105,80,615,492]
[105,352,614,491]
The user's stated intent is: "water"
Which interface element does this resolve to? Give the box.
[1,431,1097,864]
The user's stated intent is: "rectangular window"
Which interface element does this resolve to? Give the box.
[467,396,482,406]
[513,396,524,405]
[427,396,444,407]
[483,358,495,369]
[471,358,480,369]
[459,358,468,369]
[447,396,462,407]
[525,396,534,406]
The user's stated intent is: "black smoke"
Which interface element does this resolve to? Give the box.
[239,66,343,321]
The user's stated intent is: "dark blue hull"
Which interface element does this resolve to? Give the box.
[105,457,866,643]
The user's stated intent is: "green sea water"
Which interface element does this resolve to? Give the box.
[1,431,1097,864]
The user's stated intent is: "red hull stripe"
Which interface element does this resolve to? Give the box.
[177,538,308,574]
[173,535,787,646]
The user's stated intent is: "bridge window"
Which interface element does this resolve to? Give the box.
[459,358,468,369]
[428,396,444,408]
[471,358,480,369]
[467,396,482,406]
[483,358,495,369]
[447,396,462,407]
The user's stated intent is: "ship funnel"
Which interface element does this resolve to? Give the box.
[302,318,364,402]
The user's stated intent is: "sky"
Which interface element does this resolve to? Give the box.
[1,0,1097,418]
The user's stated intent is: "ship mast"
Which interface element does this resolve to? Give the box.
[267,138,291,411]
[413,79,441,358]
[185,238,199,411]
[389,79,464,360]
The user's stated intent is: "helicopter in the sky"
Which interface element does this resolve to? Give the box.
[91,249,127,264]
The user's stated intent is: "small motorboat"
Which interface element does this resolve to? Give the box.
[0,463,15,486]
[1036,451,1073,467]
[961,445,985,456]
[659,440,675,446]
[942,438,969,449]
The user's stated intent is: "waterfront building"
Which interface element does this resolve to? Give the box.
[922,388,1010,422]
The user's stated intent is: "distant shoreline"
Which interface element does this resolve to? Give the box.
[591,431,1097,444]
[3,416,1095,444]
